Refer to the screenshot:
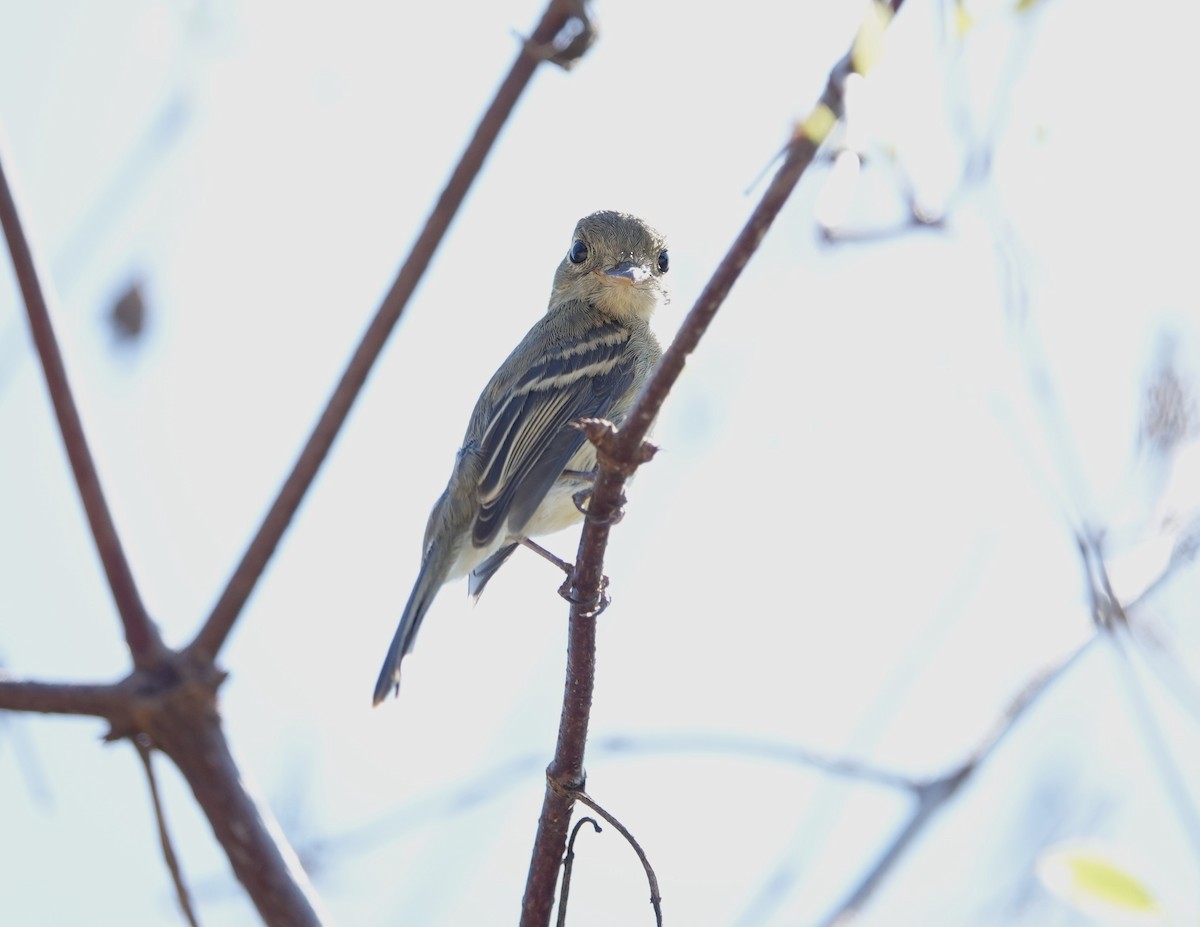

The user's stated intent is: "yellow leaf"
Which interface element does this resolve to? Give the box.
[1037,842,1162,922]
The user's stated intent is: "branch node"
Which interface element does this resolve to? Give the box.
[516,0,597,70]
[572,417,657,477]
[546,768,586,798]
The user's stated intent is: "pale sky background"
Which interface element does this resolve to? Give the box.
[3,1,1200,924]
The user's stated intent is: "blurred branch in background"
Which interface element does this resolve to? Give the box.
[0,96,189,396]
[815,633,1097,927]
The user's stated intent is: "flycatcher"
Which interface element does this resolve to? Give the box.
[373,210,669,705]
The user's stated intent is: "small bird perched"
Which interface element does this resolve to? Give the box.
[373,210,669,705]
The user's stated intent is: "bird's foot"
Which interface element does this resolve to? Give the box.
[558,573,610,618]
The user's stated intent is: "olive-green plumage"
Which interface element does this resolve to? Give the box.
[373,211,668,705]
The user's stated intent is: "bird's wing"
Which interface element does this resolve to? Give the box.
[472,321,633,548]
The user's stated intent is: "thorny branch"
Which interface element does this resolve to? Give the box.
[521,2,909,923]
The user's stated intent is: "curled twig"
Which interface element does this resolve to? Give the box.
[575,791,663,927]
[556,816,602,927]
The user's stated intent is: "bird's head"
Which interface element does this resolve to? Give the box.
[549,210,669,321]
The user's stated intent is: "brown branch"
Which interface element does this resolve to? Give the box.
[0,676,131,718]
[0,147,163,668]
[136,739,200,927]
[576,791,663,926]
[519,5,905,921]
[189,0,596,663]
[142,668,328,926]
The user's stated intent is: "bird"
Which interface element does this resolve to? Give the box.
[372,210,669,705]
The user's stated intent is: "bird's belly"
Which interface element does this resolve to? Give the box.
[518,476,591,538]
[446,475,592,581]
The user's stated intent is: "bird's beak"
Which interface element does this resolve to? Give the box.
[601,260,651,286]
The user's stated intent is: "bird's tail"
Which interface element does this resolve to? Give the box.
[372,553,446,706]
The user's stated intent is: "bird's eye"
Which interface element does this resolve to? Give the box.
[568,240,589,264]
[657,250,669,273]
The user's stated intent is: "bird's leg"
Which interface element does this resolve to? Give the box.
[517,535,611,617]
[518,536,573,576]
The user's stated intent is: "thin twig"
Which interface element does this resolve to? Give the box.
[520,4,907,923]
[189,0,595,663]
[1107,631,1200,858]
[0,143,163,667]
[575,791,663,926]
[557,817,601,927]
[135,738,200,927]
[596,732,920,792]
[1075,533,1200,856]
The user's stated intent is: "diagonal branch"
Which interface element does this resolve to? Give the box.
[814,633,1097,927]
[0,146,163,668]
[189,0,595,664]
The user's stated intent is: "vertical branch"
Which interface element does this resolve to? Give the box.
[520,111,826,927]
[189,0,594,664]
[521,4,908,922]
[0,142,163,667]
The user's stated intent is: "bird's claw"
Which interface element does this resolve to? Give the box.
[572,487,626,526]
[558,574,610,618]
